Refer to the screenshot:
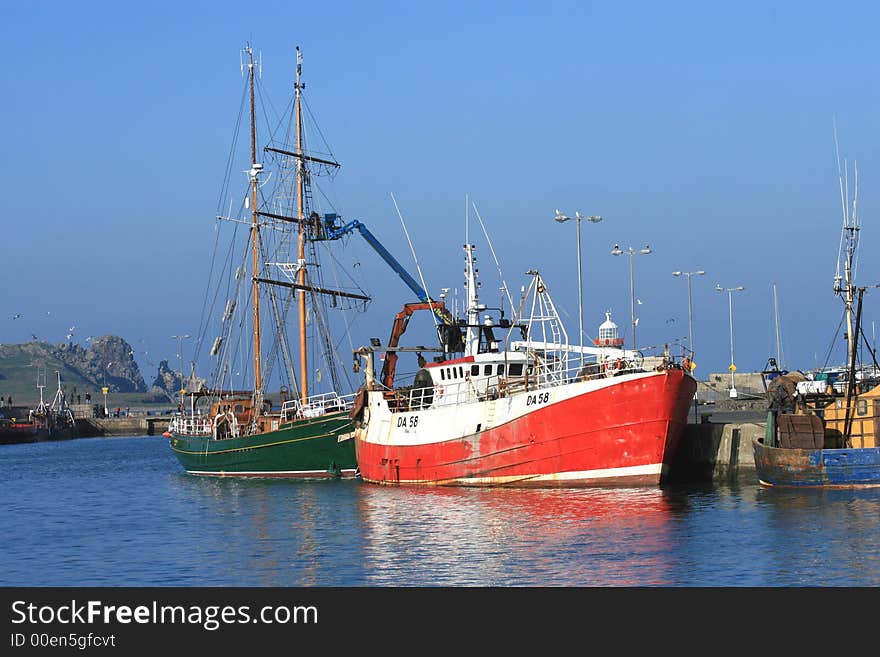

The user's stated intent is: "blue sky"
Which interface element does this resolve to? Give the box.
[3,0,880,387]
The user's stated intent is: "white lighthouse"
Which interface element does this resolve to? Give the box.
[594,311,625,348]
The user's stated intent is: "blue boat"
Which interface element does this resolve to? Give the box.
[753,285,880,488]
[754,161,880,487]
[753,436,880,488]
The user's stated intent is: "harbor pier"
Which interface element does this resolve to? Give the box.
[74,415,173,437]
[670,419,764,484]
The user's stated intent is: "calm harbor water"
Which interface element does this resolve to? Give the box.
[2,435,879,587]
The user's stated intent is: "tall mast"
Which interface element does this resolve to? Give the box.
[844,286,865,441]
[773,283,782,367]
[834,128,859,378]
[463,242,480,356]
[841,163,859,377]
[247,45,263,398]
[463,199,480,356]
[295,46,308,404]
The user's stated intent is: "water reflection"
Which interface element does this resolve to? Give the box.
[6,436,880,586]
[753,486,880,586]
[356,486,680,586]
[166,474,367,586]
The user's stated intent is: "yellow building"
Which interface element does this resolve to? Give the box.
[822,383,880,448]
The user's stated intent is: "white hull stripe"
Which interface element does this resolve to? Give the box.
[187,469,358,477]
[396,463,663,485]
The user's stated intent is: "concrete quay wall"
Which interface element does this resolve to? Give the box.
[75,416,171,437]
[668,421,764,484]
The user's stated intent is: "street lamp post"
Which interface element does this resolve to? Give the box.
[611,243,652,350]
[170,334,191,406]
[671,270,705,363]
[102,362,113,417]
[715,284,745,397]
[554,210,602,366]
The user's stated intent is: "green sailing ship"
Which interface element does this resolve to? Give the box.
[166,45,370,478]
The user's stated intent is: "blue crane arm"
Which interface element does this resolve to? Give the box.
[340,220,427,301]
[321,214,454,326]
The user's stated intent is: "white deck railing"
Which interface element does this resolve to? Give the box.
[280,391,357,420]
[167,390,357,438]
[167,414,213,436]
[385,354,684,413]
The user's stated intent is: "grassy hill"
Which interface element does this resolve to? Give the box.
[0,339,159,406]
[0,344,93,403]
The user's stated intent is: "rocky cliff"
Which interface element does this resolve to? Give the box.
[54,335,148,392]
[0,335,146,396]
[150,359,207,401]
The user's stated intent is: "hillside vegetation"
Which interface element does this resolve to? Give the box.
[0,336,172,404]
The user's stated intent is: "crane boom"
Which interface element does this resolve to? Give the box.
[317,214,454,325]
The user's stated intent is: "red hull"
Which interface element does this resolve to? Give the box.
[355,369,696,487]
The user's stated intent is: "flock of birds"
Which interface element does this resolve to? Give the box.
[10,312,81,343]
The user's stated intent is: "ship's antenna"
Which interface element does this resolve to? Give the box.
[471,200,515,314]
[391,192,438,329]
[834,118,846,289]
[465,193,469,251]
[773,283,784,369]
[852,160,860,281]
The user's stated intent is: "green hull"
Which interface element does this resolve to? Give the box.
[168,411,357,478]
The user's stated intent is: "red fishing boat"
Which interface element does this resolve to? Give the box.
[0,372,75,445]
[351,240,696,487]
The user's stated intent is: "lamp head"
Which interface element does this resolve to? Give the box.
[672,271,682,277]
[611,244,623,256]
[574,212,604,223]
[695,270,705,276]
[554,209,570,223]
[640,245,652,255]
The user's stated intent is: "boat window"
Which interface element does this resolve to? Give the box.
[458,366,464,378]
[509,363,523,376]
[498,364,505,376]
[471,364,480,376]
[484,364,492,375]
[858,399,868,416]
[234,404,243,414]
[440,369,446,381]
